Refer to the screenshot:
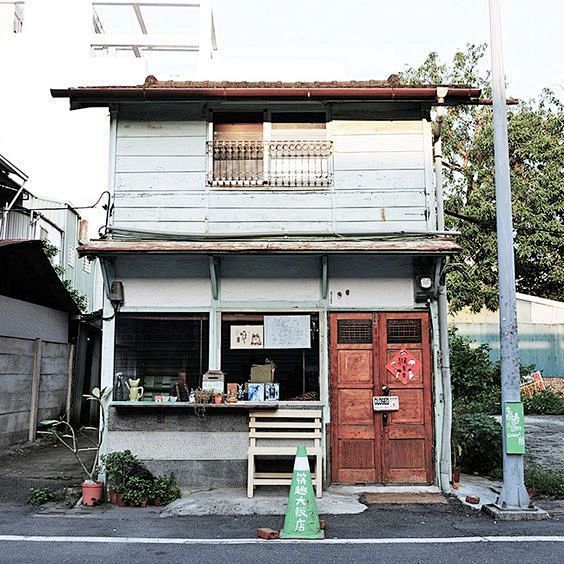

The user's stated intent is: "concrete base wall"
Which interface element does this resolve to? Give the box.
[0,336,70,448]
[107,406,249,487]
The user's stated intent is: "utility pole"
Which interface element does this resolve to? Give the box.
[487,0,531,513]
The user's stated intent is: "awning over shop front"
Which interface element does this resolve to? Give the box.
[78,236,460,257]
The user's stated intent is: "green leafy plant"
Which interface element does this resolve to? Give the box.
[38,387,111,482]
[64,489,82,508]
[103,450,141,494]
[453,413,502,475]
[525,465,564,498]
[449,328,501,415]
[523,389,564,415]
[41,240,88,312]
[121,476,154,507]
[449,328,534,415]
[27,487,55,506]
[152,473,181,505]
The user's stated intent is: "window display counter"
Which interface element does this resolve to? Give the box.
[110,401,279,409]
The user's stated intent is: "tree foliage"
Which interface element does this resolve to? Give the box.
[41,240,87,312]
[400,44,564,311]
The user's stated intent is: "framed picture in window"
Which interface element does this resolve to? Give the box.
[230,325,264,349]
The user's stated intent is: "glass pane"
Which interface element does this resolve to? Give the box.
[114,314,209,401]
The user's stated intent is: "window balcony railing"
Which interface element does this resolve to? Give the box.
[207,140,334,187]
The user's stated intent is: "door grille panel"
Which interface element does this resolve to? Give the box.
[386,319,422,344]
[337,319,372,344]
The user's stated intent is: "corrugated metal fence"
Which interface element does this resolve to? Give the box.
[453,322,564,377]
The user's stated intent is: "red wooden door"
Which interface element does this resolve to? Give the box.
[330,312,433,484]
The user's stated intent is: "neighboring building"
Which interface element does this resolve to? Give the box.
[450,293,564,378]
[0,153,101,312]
[0,240,79,447]
[54,79,483,491]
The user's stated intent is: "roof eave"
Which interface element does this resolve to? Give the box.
[78,237,461,257]
[51,86,482,109]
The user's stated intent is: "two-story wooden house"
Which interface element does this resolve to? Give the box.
[53,78,481,493]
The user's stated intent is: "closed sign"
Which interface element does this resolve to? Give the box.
[372,396,399,411]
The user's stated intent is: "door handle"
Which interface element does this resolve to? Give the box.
[382,385,389,396]
[382,413,389,427]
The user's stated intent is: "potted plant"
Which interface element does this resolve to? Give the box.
[103,450,141,506]
[121,476,154,507]
[151,473,182,506]
[39,387,111,506]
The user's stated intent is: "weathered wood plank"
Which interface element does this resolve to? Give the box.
[332,134,423,153]
[328,120,423,135]
[111,219,426,235]
[334,169,425,190]
[116,155,207,173]
[114,203,425,224]
[114,191,207,207]
[334,190,426,208]
[115,172,206,191]
[117,120,206,138]
[116,136,206,156]
[333,151,424,171]
[113,189,425,210]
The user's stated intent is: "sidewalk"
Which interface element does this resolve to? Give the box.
[1,438,562,520]
[0,438,93,505]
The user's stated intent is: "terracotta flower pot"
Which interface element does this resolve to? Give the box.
[110,490,126,506]
[452,467,461,489]
[82,481,104,506]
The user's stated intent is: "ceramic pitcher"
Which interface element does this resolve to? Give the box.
[125,378,144,401]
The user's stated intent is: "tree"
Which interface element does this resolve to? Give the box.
[400,44,564,311]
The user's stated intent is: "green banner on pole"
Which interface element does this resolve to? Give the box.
[504,401,525,454]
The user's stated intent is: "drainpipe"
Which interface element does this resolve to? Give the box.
[434,88,453,493]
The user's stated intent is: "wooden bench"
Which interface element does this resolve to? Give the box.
[247,409,323,498]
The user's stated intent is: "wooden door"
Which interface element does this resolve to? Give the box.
[330,312,433,484]
[330,313,381,483]
[379,313,433,484]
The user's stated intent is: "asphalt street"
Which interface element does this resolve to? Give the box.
[1,538,563,564]
[0,499,562,563]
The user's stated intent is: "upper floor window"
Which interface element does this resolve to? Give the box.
[207,112,333,189]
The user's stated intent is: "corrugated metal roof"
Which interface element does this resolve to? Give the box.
[78,236,460,256]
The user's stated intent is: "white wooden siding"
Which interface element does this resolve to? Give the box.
[112,118,432,235]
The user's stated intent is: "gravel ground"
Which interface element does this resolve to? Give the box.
[524,416,564,468]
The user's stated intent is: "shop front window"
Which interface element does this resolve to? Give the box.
[114,314,209,401]
[220,313,320,402]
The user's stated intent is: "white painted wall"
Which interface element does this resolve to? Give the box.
[220,255,320,303]
[0,295,69,343]
[115,255,211,309]
[328,256,414,309]
[110,254,415,309]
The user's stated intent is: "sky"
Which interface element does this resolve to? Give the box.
[210,0,563,100]
[0,0,562,236]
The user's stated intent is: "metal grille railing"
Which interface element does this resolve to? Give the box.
[207,140,333,187]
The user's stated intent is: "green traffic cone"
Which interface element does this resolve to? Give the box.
[280,445,324,539]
